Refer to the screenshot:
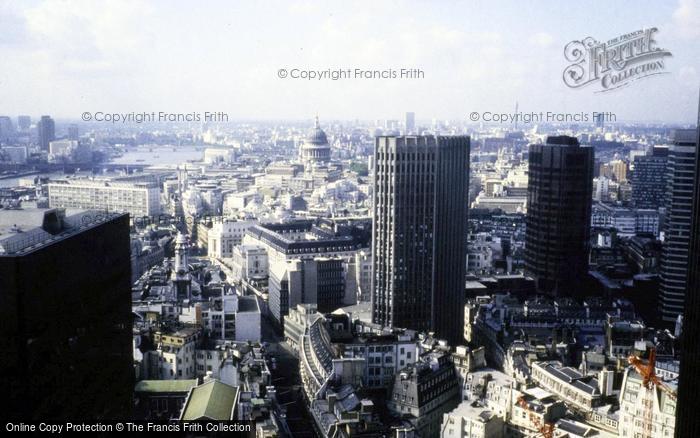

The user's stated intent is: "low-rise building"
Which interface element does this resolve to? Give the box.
[208,219,257,258]
[531,362,605,412]
[441,402,504,438]
[48,179,161,217]
[618,367,676,438]
[388,351,461,438]
[180,378,240,421]
[134,379,197,421]
[231,244,268,281]
[150,326,201,380]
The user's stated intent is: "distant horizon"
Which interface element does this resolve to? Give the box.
[2,115,699,128]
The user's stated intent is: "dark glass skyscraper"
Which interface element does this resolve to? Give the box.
[631,147,668,209]
[659,129,698,323]
[0,209,133,420]
[524,136,594,295]
[675,99,700,438]
[37,115,55,152]
[371,135,469,345]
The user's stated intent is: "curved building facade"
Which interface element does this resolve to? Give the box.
[300,317,335,400]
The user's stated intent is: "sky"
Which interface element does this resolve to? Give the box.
[0,0,699,123]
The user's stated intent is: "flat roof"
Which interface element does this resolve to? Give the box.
[135,379,197,393]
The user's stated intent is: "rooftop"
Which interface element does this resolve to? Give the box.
[135,379,197,394]
[0,209,127,256]
[448,401,498,423]
[180,380,239,421]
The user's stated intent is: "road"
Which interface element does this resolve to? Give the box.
[262,316,317,438]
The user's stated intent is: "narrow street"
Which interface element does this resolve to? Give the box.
[262,317,317,438]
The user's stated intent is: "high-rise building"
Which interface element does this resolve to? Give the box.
[269,257,347,326]
[659,129,698,323]
[610,159,628,182]
[371,135,469,344]
[17,115,31,132]
[68,123,79,141]
[594,111,605,130]
[405,111,415,134]
[0,115,15,143]
[524,136,594,295]
[631,147,668,209]
[675,99,700,438]
[37,115,55,151]
[0,209,133,420]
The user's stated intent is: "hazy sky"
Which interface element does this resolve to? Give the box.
[1,0,699,123]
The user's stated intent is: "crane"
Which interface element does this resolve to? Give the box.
[516,396,554,438]
[627,347,677,438]
[627,348,677,400]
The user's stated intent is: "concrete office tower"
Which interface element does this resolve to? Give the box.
[631,146,668,209]
[405,112,415,134]
[17,115,31,132]
[675,98,700,437]
[37,115,55,152]
[0,116,15,143]
[371,135,470,345]
[0,209,133,420]
[524,136,594,296]
[659,129,698,323]
[269,257,347,327]
[68,123,79,141]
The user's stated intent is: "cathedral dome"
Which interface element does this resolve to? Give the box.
[305,116,328,146]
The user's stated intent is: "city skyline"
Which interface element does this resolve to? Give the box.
[1,0,699,123]
[2,1,700,436]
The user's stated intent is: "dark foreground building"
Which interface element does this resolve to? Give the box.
[0,209,133,420]
[524,136,594,296]
[371,135,469,345]
[675,105,700,437]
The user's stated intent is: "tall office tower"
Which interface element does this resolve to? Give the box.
[371,135,469,345]
[659,129,698,323]
[0,115,15,143]
[37,115,55,151]
[0,209,133,420]
[17,115,31,132]
[675,99,700,438]
[524,136,594,296]
[610,159,628,182]
[68,123,79,141]
[405,112,415,134]
[594,111,605,130]
[631,146,669,209]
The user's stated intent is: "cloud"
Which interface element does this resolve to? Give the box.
[673,0,700,38]
[678,66,699,86]
[21,0,155,74]
[529,32,554,48]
